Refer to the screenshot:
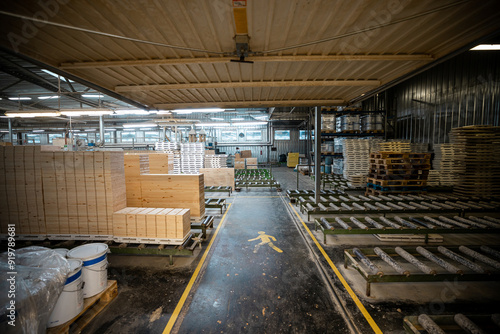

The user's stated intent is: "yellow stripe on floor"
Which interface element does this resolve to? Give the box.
[289,203,383,334]
[163,204,232,334]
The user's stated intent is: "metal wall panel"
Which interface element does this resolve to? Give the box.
[363,51,500,145]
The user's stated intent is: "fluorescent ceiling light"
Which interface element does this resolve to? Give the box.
[8,97,31,101]
[61,109,114,116]
[32,129,45,133]
[105,128,117,132]
[84,129,96,132]
[197,122,230,127]
[211,117,225,120]
[470,44,500,50]
[5,111,61,118]
[139,128,156,131]
[232,118,244,121]
[82,94,102,98]
[114,109,152,115]
[41,69,74,82]
[157,110,172,114]
[38,95,59,100]
[252,115,268,120]
[123,122,158,128]
[234,121,268,126]
[173,108,225,114]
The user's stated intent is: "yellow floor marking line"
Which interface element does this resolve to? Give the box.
[236,196,280,198]
[289,203,383,334]
[248,231,283,253]
[163,204,232,334]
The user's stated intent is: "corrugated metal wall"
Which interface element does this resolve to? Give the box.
[363,51,500,144]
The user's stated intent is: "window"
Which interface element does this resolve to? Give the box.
[221,130,237,142]
[246,130,262,141]
[144,131,160,142]
[48,134,63,143]
[274,130,290,140]
[26,134,41,144]
[121,131,136,142]
[299,130,314,140]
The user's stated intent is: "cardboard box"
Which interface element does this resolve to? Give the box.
[241,150,252,158]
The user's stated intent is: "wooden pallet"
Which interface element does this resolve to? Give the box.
[47,280,118,334]
[364,188,427,196]
[366,178,427,187]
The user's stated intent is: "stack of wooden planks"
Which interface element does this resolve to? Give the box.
[432,143,458,186]
[0,147,127,237]
[234,158,246,169]
[199,168,235,190]
[450,125,500,197]
[378,141,411,152]
[113,207,190,242]
[124,154,205,218]
[366,151,431,195]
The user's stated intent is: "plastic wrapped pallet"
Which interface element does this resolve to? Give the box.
[0,247,70,334]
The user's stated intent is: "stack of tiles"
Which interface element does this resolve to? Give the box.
[342,139,370,186]
[433,143,458,186]
[450,125,500,197]
[113,207,190,243]
[204,154,228,168]
[180,143,204,174]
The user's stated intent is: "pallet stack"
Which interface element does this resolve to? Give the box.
[113,207,190,242]
[204,154,228,168]
[180,143,204,174]
[366,151,431,195]
[342,139,370,185]
[432,143,458,186]
[378,141,411,152]
[449,125,500,197]
[155,142,180,173]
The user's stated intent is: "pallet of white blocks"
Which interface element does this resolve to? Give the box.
[342,139,370,181]
[181,143,204,174]
[155,142,179,151]
[205,154,228,168]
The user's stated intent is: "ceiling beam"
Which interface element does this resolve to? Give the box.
[154,100,344,109]
[60,54,433,69]
[116,80,380,92]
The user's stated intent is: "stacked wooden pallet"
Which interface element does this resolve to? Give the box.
[155,142,180,173]
[234,158,245,169]
[342,139,370,184]
[410,143,429,153]
[204,154,228,168]
[378,141,411,152]
[113,207,190,242]
[450,125,500,197]
[180,142,204,174]
[199,168,235,190]
[366,151,431,195]
[432,143,458,186]
[124,154,205,218]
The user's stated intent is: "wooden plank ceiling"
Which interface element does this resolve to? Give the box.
[0,0,499,110]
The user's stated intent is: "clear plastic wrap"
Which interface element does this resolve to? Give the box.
[0,246,70,334]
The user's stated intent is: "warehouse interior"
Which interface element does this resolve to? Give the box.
[1,1,500,333]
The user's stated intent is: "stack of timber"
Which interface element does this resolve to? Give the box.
[246,157,258,169]
[199,168,235,190]
[378,141,411,152]
[124,154,205,219]
[204,154,228,168]
[234,158,246,169]
[113,207,190,243]
[432,143,458,186]
[343,139,370,184]
[450,125,500,197]
[180,142,204,174]
[148,153,173,174]
[367,151,431,195]
[0,147,127,237]
[155,142,180,173]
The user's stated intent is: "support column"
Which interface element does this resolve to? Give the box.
[314,106,321,204]
[99,115,105,147]
[8,118,13,144]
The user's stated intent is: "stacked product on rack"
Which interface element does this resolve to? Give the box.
[155,142,180,174]
[449,125,500,197]
[360,114,384,133]
[366,151,431,195]
[432,143,458,186]
[342,139,370,187]
[204,154,228,168]
[180,142,204,174]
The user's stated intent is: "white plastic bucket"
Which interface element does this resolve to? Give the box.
[67,243,109,298]
[53,248,69,258]
[47,259,84,328]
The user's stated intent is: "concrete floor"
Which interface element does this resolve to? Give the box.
[84,167,500,334]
